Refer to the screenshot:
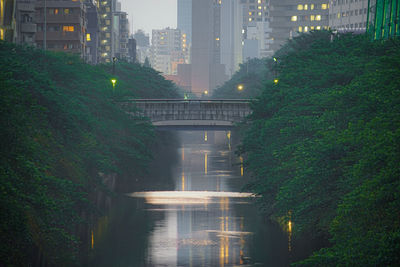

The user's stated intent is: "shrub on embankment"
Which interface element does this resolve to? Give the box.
[239,31,400,265]
[0,41,180,266]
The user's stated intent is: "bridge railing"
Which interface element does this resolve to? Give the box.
[122,99,252,126]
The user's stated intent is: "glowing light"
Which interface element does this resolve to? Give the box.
[240,156,244,176]
[204,90,208,95]
[274,79,279,84]
[91,230,94,249]
[237,84,244,91]
[111,78,117,89]
[205,131,208,141]
[205,153,208,174]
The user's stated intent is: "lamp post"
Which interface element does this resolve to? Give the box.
[44,0,47,50]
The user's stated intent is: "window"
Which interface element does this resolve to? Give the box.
[304,26,308,32]
[86,33,91,41]
[298,26,303,32]
[291,16,297,21]
[297,4,303,10]
[311,4,314,10]
[316,15,321,21]
[63,26,74,32]
[304,4,308,10]
[64,9,70,15]
[49,8,59,15]
[316,26,321,30]
[310,15,315,21]
[321,4,328,9]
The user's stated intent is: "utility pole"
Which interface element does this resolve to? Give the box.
[43,0,47,50]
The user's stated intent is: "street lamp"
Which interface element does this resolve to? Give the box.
[237,84,244,91]
[274,78,279,84]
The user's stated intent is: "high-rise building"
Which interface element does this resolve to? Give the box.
[15,0,37,46]
[177,0,192,44]
[127,37,136,63]
[269,0,329,52]
[98,0,113,62]
[35,0,87,55]
[151,27,185,74]
[191,0,226,96]
[113,10,129,59]
[85,0,99,64]
[220,0,243,77]
[329,0,372,33]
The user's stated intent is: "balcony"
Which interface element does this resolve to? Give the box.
[36,14,83,25]
[21,23,37,33]
[36,31,82,42]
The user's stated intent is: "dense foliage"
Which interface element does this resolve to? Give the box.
[240,31,400,265]
[212,58,271,99]
[0,42,180,266]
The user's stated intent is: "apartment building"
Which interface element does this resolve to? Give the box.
[98,0,112,62]
[15,0,36,46]
[35,0,86,55]
[151,28,185,75]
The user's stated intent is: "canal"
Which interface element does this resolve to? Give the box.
[89,131,296,267]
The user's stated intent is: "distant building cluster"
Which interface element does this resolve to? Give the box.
[0,0,136,64]
[1,0,398,94]
[163,0,397,96]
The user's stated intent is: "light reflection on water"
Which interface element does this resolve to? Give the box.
[133,132,263,267]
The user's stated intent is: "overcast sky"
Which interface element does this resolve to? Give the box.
[119,0,177,37]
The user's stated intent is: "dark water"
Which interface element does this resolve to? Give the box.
[89,131,298,267]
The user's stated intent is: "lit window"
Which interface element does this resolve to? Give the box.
[258,6,262,9]
[106,19,110,25]
[215,37,220,41]
[337,13,340,18]
[258,12,262,16]
[249,18,252,21]
[304,26,308,32]
[291,16,297,21]
[0,29,4,40]
[64,9,70,15]
[311,4,314,10]
[316,26,321,30]
[304,4,308,10]
[63,26,74,32]
[106,46,110,51]
[298,26,303,32]
[249,12,252,15]
[316,15,321,21]
[310,15,315,21]
[258,0,261,3]
[242,29,245,33]
[321,4,328,9]
[310,26,315,30]
[297,4,303,10]
[86,33,91,41]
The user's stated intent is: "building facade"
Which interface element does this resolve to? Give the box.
[191,0,227,96]
[177,0,192,44]
[151,28,185,74]
[35,0,86,55]
[15,0,36,46]
[85,0,99,64]
[269,0,329,51]
[329,0,372,33]
[98,0,112,62]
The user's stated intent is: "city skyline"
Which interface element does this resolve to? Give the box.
[119,0,177,36]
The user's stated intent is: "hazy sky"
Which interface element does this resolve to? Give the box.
[119,0,177,37]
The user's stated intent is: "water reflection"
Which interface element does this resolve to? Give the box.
[90,131,294,267]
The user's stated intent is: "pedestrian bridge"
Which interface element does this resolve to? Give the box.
[122,99,252,130]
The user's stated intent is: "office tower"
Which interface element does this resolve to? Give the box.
[369,0,399,39]
[35,0,86,55]
[191,0,226,95]
[269,0,329,52]
[220,0,243,77]
[329,0,372,33]
[177,0,192,44]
